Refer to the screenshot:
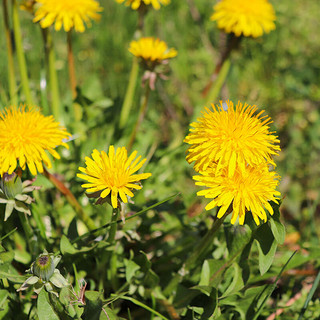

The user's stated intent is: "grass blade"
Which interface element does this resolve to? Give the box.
[298,269,320,320]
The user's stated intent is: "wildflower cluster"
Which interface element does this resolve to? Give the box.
[185,101,281,225]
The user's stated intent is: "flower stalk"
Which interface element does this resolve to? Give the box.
[127,83,151,152]
[12,0,33,105]
[202,34,241,98]
[205,58,231,106]
[107,208,120,244]
[119,7,146,129]
[108,208,120,290]
[67,30,82,122]
[163,210,230,296]
[67,30,77,99]
[42,167,96,231]
[119,57,139,129]
[2,0,17,105]
[18,211,34,254]
[42,28,61,120]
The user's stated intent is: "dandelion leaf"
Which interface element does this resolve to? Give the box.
[254,223,277,275]
[37,290,59,320]
[81,291,103,320]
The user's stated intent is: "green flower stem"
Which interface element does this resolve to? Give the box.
[136,6,147,38]
[67,30,82,123]
[42,28,61,120]
[163,212,229,297]
[98,208,120,292]
[2,0,17,105]
[42,167,96,231]
[205,58,231,106]
[127,83,151,153]
[108,208,120,291]
[12,0,33,105]
[202,33,241,100]
[107,208,119,244]
[119,57,139,129]
[119,7,145,129]
[67,30,77,99]
[17,211,34,254]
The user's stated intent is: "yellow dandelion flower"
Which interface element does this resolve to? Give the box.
[116,0,170,10]
[0,106,71,176]
[77,146,152,208]
[129,37,177,66]
[33,0,103,33]
[184,101,280,176]
[194,162,281,225]
[211,0,276,38]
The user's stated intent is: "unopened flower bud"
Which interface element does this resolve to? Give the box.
[0,172,23,199]
[31,253,55,282]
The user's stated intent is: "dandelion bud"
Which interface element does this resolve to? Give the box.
[31,253,55,282]
[0,172,23,199]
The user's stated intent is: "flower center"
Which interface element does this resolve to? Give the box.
[38,256,49,267]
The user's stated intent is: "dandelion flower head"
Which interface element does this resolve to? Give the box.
[194,162,280,225]
[211,0,276,38]
[129,37,177,69]
[184,101,280,176]
[0,106,71,176]
[115,0,170,10]
[33,0,103,32]
[77,146,152,208]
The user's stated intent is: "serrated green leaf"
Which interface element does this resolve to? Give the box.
[124,259,140,282]
[0,266,26,283]
[0,289,9,318]
[37,290,59,320]
[221,263,244,298]
[60,235,77,255]
[136,251,151,272]
[269,218,285,245]
[81,291,103,320]
[174,285,200,309]
[142,269,159,289]
[225,224,252,257]
[254,223,277,275]
[101,307,118,320]
[187,287,218,319]
[0,251,14,263]
[199,259,225,287]
[0,290,8,308]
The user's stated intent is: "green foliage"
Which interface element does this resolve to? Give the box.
[0,0,320,319]
[37,290,60,320]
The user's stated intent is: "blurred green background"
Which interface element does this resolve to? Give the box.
[0,0,320,238]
